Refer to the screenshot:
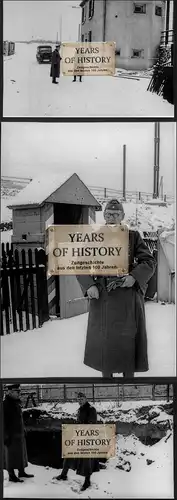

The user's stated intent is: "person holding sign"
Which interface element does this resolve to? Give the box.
[54,392,100,491]
[77,199,156,378]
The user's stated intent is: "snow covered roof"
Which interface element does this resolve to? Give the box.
[7,173,101,209]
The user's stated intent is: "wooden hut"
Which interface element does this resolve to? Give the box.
[8,173,102,319]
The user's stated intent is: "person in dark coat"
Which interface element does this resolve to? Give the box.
[50,45,62,84]
[54,393,100,491]
[77,199,156,378]
[3,384,34,483]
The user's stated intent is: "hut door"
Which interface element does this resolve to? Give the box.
[54,203,89,319]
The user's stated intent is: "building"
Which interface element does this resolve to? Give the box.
[8,172,101,319]
[80,0,167,69]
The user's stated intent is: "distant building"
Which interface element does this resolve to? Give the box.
[80,0,170,69]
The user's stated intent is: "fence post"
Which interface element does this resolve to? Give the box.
[167,384,170,402]
[104,188,107,198]
[139,191,141,201]
[152,384,155,400]
[92,384,95,402]
[63,384,66,403]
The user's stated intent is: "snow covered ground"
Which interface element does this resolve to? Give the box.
[3,432,173,498]
[1,301,175,378]
[3,43,174,117]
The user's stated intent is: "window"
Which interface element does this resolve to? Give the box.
[155,5,162,16]
[81,5,86,24]
[116,49,121,56]
[88,0,94,19]
[133,3,146,14]
[132,49,144,58]
[81,34,85,42]
[22,234,27,240]
[88,30,92,42]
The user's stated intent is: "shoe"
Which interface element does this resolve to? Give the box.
[80,479,91,491]
[72,80,76,82]
[19,472,34,478]
[9,474,24,483]
[53,474,68,481]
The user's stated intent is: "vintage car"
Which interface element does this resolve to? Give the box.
[36,45,52,63]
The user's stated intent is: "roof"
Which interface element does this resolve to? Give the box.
[7,173,101,210]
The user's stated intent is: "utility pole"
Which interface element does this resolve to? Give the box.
[165,0,170,45]
[123,145,126,201]
[103,0,107,41]
[153,122,160,198]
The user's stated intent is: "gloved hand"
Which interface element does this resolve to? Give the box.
[87,285,99,299]
[107,277,125,293]
[121,275,135,288]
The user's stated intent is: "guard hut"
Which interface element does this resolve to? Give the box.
[8,173,102,319]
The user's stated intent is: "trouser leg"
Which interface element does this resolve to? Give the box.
[62,459,70,476]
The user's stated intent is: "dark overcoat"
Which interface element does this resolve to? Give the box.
[50,49,61,78]
[63,402,100,477]
[77,229,156,374]
[3,395,28,471]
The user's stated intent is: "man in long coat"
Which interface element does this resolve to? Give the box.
[77,199,156,377]
[55,392,100,491]
[50,45,62,84]
[3,384,34,483]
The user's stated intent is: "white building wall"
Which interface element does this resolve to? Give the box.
[80,0,166,69]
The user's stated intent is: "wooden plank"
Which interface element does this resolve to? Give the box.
[8,251,18,332]
[22,250,30,331]
[28,249,36,329]
[14,249,23,331]
[1,254,10,334]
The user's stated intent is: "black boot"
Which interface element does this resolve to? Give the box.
[18,470,34,478]
[81,476,91,491]
[9,472,24,483]
[54,473,68,481]
[123,372,134,378]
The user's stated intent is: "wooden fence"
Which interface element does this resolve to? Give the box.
[0,247,49,335]
[3,384,173,407]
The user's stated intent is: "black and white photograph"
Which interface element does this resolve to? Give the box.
[2,382,174,498]
[3,0,174,117]
[0,121,175,378]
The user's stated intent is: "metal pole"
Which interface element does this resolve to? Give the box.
[123,145,126,200]
[156,122,160,198]
[165,0,170,45]
[153,122,160,198]
[103,0,107,41]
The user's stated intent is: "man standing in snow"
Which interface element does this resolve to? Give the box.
[77,199,156,377]
[3,384,34,483]
[54,392,100,491]
[50,45,62,84]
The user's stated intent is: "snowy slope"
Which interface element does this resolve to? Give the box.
[97,201,175,235]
